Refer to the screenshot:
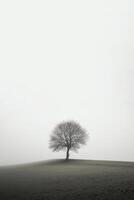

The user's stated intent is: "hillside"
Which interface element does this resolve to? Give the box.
[0,159,134,200]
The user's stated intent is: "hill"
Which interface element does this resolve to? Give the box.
[0,159,134,200]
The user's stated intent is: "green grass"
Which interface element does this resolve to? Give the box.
[0,159,134,200]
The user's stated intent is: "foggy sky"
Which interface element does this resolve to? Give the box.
[0,0,134,165]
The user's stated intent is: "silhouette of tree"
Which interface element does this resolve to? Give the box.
[49,120,88,160]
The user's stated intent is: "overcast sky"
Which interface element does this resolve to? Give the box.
[0,0,133,165]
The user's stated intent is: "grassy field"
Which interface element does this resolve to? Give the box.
[0,159,134,200]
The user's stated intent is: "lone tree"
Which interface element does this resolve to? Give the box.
[49,120,88,160]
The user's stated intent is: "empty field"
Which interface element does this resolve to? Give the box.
[0,159,134,200]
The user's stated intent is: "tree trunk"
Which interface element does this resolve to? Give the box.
[66,148,70,161]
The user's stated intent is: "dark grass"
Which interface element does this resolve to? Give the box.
[0,159,134,200]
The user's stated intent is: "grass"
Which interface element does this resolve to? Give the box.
[0,159,134,200]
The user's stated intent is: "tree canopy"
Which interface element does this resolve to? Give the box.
[49,120,88,160]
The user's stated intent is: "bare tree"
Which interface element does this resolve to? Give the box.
[49,120,88,160]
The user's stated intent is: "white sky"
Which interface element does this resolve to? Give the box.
[0,0,134,165]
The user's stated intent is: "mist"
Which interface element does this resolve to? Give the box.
[0,0,133,165]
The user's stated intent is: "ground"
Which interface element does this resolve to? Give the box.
[0,159,134,200]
